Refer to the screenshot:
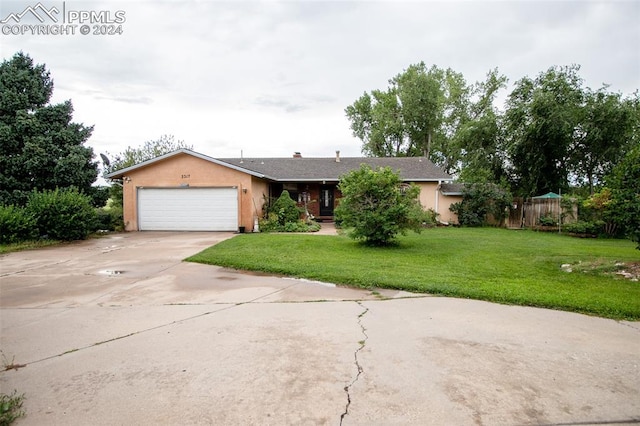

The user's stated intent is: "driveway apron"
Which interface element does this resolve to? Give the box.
[1,232,638,425]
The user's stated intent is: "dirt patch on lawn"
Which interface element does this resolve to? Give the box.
[619,262,640,281]
[561,260,640,282]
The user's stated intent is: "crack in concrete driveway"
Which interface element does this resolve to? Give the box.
[340,301,369,425]
[1,232,639,425]
[10,280,306,368]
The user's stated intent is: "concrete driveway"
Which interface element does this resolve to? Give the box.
[1,232,639,425]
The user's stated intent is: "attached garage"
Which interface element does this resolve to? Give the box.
[105,149,454,232]
[137,187,238,231]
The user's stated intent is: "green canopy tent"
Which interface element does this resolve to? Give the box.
[531,192,561,229]
[532,192,561,199]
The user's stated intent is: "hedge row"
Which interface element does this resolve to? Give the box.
[0,188,121,244]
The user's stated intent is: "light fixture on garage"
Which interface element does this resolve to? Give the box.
[180,183,189,188]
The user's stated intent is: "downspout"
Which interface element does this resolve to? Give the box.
[435,180,441,216]
[239,184,243,232]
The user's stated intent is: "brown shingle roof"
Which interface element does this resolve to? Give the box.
[219,156,452,182]
[105,149,453,182]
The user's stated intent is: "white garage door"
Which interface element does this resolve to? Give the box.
[138,187,238,231]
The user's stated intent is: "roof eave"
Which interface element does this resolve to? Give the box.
[274,178,340,182]
[271,177,449,182]
[105,149,266,179]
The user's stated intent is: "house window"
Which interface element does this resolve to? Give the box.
[299,192,311,203]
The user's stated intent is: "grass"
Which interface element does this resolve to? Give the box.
[0,351,25,372]
[0,232,112,254]
[0,239,61,254]
[186,227,640,320]
[0,391,25,426]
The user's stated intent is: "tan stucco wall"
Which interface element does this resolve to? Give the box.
[119,153,459,230]
[121,153,265,231]
[416,182,461,224]
[436,194,462,224]
[251,176,269,220]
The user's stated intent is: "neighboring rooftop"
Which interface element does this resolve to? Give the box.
[439,183,465,195]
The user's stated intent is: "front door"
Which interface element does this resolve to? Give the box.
[319,186,334,217]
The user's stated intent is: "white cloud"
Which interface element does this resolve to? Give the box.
[1,0,638,174]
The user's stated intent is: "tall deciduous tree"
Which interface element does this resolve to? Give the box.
[504,65,638,197]
[606,145,640,249]
[569,89,638,194]
[345,62,507,177]
[103,134,192,175]
[504,65,584,196]
[0,52,98,206]
[454,69,509,183]
[346,88,408,157]
[391,63,448,159]
[103,135,192,208]
[345,62,470,170]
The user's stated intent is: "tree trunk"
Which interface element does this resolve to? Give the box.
[424,132,431,159]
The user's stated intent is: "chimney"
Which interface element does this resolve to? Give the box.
[335,150,340,162]
[293,152,302,158]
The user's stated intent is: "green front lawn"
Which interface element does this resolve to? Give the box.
[186,228,640,320]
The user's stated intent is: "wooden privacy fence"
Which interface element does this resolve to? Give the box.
[508,195,578,229]
[508,198,524,229]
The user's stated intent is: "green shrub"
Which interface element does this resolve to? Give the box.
[87,186,110,208]
[259,214,320,233]
[579,189,620,237]
[0,205,38,244]
[95,209,112,230]
[334,165,424,246]
[259,191,313,232]
[562,220,604,236]
[284,220,319,232]
[26,188,97,241]
[270,190,302,226]
[450,183,513,227]
[94,204,124,231]
[538,214,558,226]
[421,208,439,227]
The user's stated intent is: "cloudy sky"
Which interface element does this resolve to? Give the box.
[2,0,639,174]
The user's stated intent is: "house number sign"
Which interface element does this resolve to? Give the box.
[181,174,190,179]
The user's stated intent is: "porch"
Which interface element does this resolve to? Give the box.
[269,182,342,221]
